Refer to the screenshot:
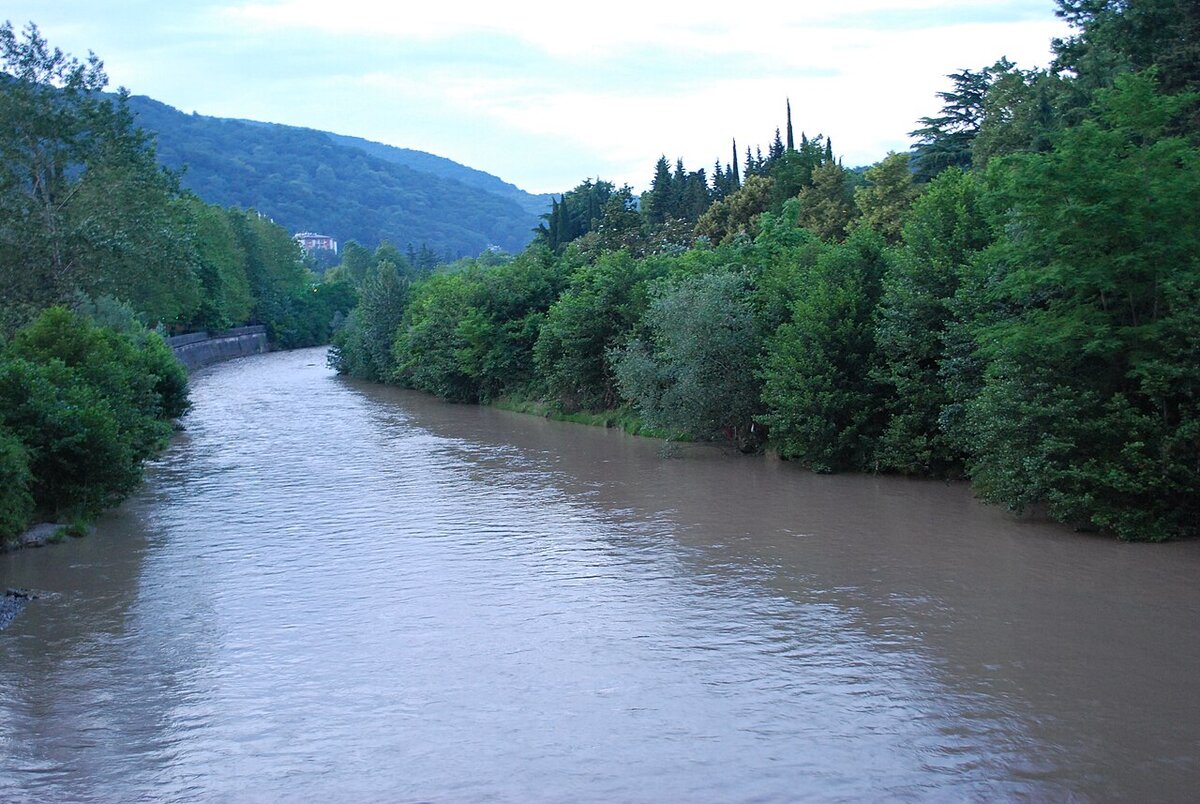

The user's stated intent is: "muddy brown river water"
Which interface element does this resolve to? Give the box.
[2,347,1198,801]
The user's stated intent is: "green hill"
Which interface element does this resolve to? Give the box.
[126,95,550,259]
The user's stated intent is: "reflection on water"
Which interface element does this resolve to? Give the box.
[2,347,1199,801]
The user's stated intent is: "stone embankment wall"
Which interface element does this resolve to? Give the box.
[167,326,268,371]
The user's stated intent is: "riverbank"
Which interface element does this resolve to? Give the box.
[491,396,676,440]
[167,325,269,371]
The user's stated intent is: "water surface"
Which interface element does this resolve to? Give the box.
[2,347,1198,801]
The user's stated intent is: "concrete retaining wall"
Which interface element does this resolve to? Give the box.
[168,326,268,371]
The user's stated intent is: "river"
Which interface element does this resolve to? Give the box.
[2,347,1198,801]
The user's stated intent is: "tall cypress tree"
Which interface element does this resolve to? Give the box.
[786,99,795,151]
[731,138,741,186]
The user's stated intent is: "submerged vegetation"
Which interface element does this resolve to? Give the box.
[331,1,1199,541]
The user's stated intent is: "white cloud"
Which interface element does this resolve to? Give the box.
[9,0,1072,192]
[214,1,1057,60]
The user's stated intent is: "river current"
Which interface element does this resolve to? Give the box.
[2,347,1198,801]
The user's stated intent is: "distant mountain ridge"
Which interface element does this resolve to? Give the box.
[126,95,551,259]
[323,132,553,219]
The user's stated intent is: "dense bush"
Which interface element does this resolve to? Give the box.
[0,307,190,525]
[613,271,763,449]
[0,425,33,543]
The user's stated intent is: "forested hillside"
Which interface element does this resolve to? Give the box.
[324,132,553,219]
[126,96,548,258]
[331,0,1200,542]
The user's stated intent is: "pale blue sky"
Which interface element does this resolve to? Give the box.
[7,1,1070,194]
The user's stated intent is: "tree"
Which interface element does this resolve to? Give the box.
[0,22,201,331]
[695,175,774,245]
[226,208,315,344]
[786,99,796,151]
[963,72,1200,540]
[1054,0,1200,98]
[580,186,644,256]
[339,240,374,286]
[971,61,1062,169]
[767,134,829,209]
[643,157,675,225]
[795,161,857,241]
[759,229,891,471]
[534,251,661,410]
[184,196,252,330]
[537,179,616,250]
[612,271,763,449]
[0,21,108,328]
[0,425,33,543]
[853,153,920,243]
[873,168,992,475]
[0,307,189,517]
[910,67,991,181]
[338,260,408,381]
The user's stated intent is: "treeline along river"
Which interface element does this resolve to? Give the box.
[2,348,1199,801]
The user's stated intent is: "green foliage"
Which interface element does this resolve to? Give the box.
[0,23,202,332]
[536,179,620,251]
[125,95,544,259]
[767,134,832,209]
[910,67,991,180]
[853,153,920,244]
[759,230,891,471]
[455,248,566,400]
[748,208,830,333]
[794,162,857,241]
[873,168,992,475]
[184,196,253,330]
[389,248,566,402]
[0,355,137,516]
[319,4,1200,541]
[573,187,646,257]
[222,208,352,347]
[68,100,202,325]
[612,271,763,449]
[695,175,774,245]
[971,61,1063,169]
[0,425,33,542]
[393,273,478,401]
[641,157,712,226]
[0,307,189,518]
[534,251,663,410]
[1053,0,1200,99]
[961,72,1200,539]
[9,307,175,459]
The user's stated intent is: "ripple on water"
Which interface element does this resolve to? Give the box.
[1,347,1199,802]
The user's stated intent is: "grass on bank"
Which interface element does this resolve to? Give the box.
[491,397,681,442]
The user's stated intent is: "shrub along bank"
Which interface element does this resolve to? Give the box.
[0,307,189,547]
[330,52,1199,542]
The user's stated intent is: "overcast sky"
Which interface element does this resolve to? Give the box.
[8,2,1070,194]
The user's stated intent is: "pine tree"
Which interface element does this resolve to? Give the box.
[770,128,785,161]
[645,156,674,224]
[909,66,992,181]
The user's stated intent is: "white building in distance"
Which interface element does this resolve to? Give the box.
[295,232,338,254]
